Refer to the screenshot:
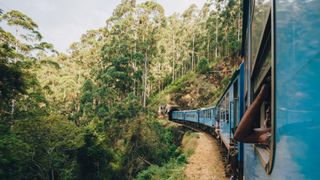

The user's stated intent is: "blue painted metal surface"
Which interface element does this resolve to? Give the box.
[243,0,320,179]
[199,107,215,127]
[217,66,243,150]
[274,0,320,178]
[238,63,245,162]
[219,88,232,149]
[184,110,199,123]
[172,111,184,121]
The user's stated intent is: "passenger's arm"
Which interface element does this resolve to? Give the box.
[234,85,269,143]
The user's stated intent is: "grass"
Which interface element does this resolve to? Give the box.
[135,130,200,180]
[181,131,199,157]
[135,157,186,180]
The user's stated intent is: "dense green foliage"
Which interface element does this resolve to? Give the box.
[0,0,242,179]
[196,58,210,74]
[135,157,186,180]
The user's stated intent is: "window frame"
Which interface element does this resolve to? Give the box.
[249,0,275,175]
[250,0,272,75]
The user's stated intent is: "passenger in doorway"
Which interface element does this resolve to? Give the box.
[234,84,271,144]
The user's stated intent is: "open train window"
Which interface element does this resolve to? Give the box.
[250,0,271,72]
[250,4,274,174]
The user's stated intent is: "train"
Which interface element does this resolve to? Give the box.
[169,0,320,179]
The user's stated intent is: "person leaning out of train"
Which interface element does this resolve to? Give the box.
[234,84,271,144]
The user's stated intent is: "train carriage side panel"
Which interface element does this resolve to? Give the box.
[238,63,245,169]
[220,88,232,150]
[210,107,216,127]
[172,111,184,121]
[184,110,198,123]
[271,0,320,179]
[199,107,215,127]
[210,107,216,126]
[199,110,204,125]
[243,0,320,179]
[218,68,241,150]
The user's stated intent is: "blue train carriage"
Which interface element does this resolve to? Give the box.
[216,63,245,152]
[213,62,245,178]
[241,0,320,179]
[171,110,185,122]
[199,106,216,128]
[184,110,199,124]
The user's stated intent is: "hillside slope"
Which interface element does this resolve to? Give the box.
[150,58,241,111]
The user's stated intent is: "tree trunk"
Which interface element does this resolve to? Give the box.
[226,28,229,57]
[207,32,210,61]
[192,34,195,70]
[172,34,176,82]
[51,169,54,180]
[237,0,241,42]
[158,63,161,92]
[215,16,218,59]
[143,52,148,107]
[11,99,15,117]
[134,30,137,95]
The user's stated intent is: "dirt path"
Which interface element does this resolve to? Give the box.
[184,132,227,180]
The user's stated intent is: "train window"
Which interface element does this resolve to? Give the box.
[251,0,271,71]
[216,108,220,122]
[225,93,230,123]
[220,107,224,121]
[233,80,239,130]
[251,12,274,174]
[220,108,223,121]
[253,74,272,174]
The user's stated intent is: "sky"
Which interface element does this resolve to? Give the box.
[0,0,207,52]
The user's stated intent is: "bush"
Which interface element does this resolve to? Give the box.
[135,158,185,180]
[0,134,32,179]
[77,129,118,180]
[120,118,182,178]
[196,58,210,74]
[11,115,84,179]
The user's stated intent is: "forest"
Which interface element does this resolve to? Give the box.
[0,0,242,179]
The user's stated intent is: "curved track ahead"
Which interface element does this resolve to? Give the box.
[184,132,227,180]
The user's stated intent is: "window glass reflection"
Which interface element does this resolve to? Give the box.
[251,0,271,71]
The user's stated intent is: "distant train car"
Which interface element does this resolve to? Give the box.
[241,0,320,179]
[184,110,199,124]
[199,107,216,127]
[171,110,184,121]
[167,105,179,120]
[216,64,245,152]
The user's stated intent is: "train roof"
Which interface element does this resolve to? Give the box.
[200,106,215,110]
